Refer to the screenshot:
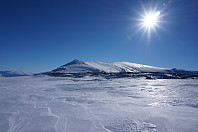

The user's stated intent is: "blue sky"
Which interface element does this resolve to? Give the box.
[0,0,198,72]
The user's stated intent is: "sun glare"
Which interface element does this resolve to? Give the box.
[131,1,170,42]
[136,10,162,41]
[143,11,160,27]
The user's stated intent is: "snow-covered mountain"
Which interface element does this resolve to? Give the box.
[0,71,32,77]
[50,59,170,73]
[38,59,198,79]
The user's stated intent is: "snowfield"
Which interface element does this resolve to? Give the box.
[0,76,198,132]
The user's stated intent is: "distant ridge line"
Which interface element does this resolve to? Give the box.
[35,59,198,79]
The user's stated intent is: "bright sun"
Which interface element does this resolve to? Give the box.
[143,11,160,27]
[132,1,169,41]
[135,10,161,40]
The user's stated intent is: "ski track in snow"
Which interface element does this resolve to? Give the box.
[0,76,198,132]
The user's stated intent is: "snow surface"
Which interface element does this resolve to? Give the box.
[0,76,198,132]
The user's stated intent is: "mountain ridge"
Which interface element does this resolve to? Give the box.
[37,59,198,79]
[0,71,32,77]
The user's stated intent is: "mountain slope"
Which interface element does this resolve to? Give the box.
[113,62,170,73]
[166,68,198,75]
[86,61,123,73]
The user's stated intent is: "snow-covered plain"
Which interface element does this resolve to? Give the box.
[0,76,198,132]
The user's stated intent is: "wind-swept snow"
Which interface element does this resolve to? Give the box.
[0,76,198,132]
